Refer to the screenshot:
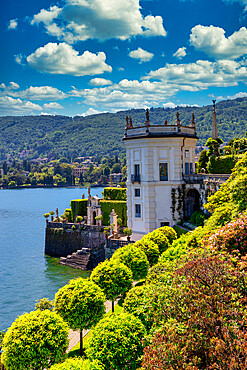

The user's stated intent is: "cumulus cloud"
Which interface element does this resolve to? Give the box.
[89,78,112,86]
[0,84,66,101]
[26,42,112,76]
[163,102,176,108]
[173,47,187,59]
[8,19,18,30]
[31,0,166,43]
[129,47,154,63]
[145,59,247,90]
[217,91,247,100]
[0,96,42,115]
[43,102,64,109]
[80,108,108,116]
[190,25,247,59]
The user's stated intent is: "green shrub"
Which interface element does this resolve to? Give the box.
[207,155,236,174]
[133,239,159,266]
[157,226,177,244]
[173,225,188,237]
[86,313,146,370]
[111,244,149,281]
[2,310,69,370]
[100,200,127,226]
[103,187,127,201]
[50,358,105,370]
[143,230,170,255]
[35,297,54,311]
[64,208,73,222]
[190,210,208,226]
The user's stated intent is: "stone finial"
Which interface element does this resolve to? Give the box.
[82,193,85,199]
[191,112,195,127]
[129,116,133,128]
[176,111,180,126]
[56,208,59,219]
[164,119,168,126]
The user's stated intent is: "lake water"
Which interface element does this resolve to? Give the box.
[0,187,104,331]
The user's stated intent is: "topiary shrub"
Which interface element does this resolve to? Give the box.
[133,239,159,266]
[2,310,69,370]
[111,244,149,281]
[123,284,153,330]
[86,313,146,370]
[100,200,127,226]
[70,199,88,221]
[157,226,177,244]
[142,230,170,255]
[190,210,208,226]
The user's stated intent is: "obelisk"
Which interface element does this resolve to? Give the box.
[212,99,218,139]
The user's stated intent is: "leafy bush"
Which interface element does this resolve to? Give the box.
[111,244,149,281]
[64,208,73,222]
[142,230,170,255]
[103,187,127,201]
[146,262,173,284]
[190,209,208,226]
[123,284,154,329]
[156,226,177,244]
[207,212,247,256]
[86,313,146,370]
[173,225,188,237]
[207,154,236,174]
[50,358,105,370]
[35,297,54,311]
[133,239,159,266]
[142,254,247,369]
[2,310,69,370]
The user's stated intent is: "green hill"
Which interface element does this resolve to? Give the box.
[0,97,246,161]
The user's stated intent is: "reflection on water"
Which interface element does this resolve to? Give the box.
[0,187,103,331]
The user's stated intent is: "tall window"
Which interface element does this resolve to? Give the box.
[134,188,140,197]
[159,163,168,181]
[185,162,189,175]
[135,204,141,218]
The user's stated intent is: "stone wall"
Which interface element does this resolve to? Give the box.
[45,222,105,268]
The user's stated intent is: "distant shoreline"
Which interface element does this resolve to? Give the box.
[0,184,108,190]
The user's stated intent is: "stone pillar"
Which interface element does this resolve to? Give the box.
[110,209,118,233]
[212,100,218,139]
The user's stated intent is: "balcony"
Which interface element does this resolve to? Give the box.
[131,174,141,182]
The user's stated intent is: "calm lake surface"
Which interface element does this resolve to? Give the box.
[0,187,104,331]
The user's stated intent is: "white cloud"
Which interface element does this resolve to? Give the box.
[129,47,154,63]
[190,25,247,59]
[89,78,112,86]
[173,47,187,59]
[0,84,66,101]
[145,59,247,90]
[31,0,166,43]
[217,91,247,100]
[0,96,42,115]
[43,102,64,109]
[26,42,112,76]
[163,102,176,108]
[8,19,18,30]
[81,108,108,116]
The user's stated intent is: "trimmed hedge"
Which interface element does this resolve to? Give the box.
[100,200,127,226]
[70,199,88,222]
[207,155,237,174]
[64,208,73,222]
[103,187,127,201]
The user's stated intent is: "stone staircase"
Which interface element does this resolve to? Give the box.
[59,248,91,270]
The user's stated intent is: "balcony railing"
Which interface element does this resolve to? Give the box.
[131,174,141,182]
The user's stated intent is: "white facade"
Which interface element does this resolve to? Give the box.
[123,119,198,235]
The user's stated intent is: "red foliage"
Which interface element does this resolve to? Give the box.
[142,255,247,369]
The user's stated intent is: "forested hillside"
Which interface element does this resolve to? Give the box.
[0,97,246,161]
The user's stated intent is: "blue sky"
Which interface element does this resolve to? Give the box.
[0,0,247,116]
